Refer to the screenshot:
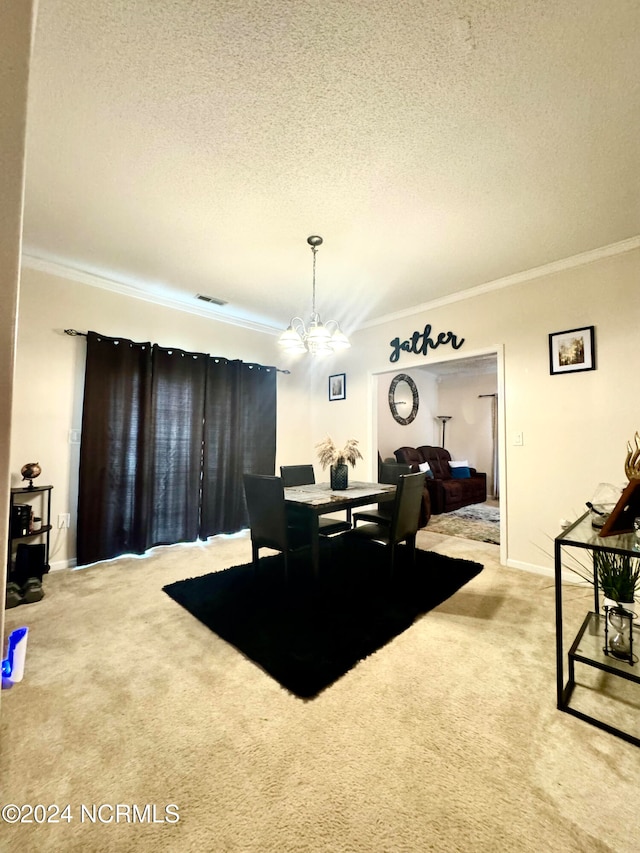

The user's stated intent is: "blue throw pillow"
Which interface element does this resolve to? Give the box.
[451,466,471,479]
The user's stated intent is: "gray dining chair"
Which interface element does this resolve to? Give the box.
[349,472,426,574]
[243,474,312,582]
[280,464,352,535]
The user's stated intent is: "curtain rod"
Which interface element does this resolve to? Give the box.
[64,329,291,374]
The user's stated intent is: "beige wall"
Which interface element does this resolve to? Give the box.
[436,370,498,496]
[1,1,37,700]
[11,267,311,567]
[308,245,639,572]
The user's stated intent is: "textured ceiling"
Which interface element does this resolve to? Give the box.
[23,0,640,334]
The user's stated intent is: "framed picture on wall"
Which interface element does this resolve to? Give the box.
[328,373,346,401]
[549,326,596,375]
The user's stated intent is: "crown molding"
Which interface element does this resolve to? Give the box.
[359,236,640,331]
[23,235,639,337]
[21,255,281,336]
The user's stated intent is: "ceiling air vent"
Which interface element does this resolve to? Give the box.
[195,293,228,306]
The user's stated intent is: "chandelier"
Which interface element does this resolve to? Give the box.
[278,235,351,356]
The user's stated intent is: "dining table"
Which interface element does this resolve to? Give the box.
[284,480,397,580]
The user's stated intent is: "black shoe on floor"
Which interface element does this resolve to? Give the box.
[5,582,23,609]
[22,577,44,604]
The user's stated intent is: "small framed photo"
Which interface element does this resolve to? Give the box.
[328,373,346,401]
[549,326,596,375]
[599,479,640,536]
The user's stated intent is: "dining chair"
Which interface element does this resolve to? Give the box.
[352,461,411,526]
[279,464,315,487]
[349,472,426,574]
[243,474,312,582]
[280,464,352,535]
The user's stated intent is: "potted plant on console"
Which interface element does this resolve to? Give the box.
[595,551,639,609]
[316,436,363,490]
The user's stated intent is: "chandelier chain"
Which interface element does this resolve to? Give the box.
[311,243,318,315]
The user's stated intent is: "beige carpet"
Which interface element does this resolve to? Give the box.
[2,530,640,852]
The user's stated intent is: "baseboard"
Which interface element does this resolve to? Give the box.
[46,532,250,573]
[49,558,77,572]
[506,558,591,587]
[506,558,553,578]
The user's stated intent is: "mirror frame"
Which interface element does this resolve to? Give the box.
[388,373,419,425]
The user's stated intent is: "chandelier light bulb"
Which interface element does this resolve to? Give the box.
[278,325,305,352]
[306,321,331,343]
[329,326,350,350]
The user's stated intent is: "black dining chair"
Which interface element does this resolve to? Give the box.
[279,464,316,487]
[349,472,426,574]
[352,461,411,526]
[243,474,312,582]
[280,464,352,535]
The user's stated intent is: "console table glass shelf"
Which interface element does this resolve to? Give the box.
[555,511,640,747]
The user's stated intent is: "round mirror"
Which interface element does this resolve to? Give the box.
[388,373,419,425]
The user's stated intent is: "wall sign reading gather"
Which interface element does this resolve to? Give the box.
[389,324,465,363]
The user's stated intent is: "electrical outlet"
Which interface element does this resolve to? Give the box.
[58,513,70,529]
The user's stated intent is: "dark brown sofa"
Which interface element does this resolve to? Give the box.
[394,445,487,514]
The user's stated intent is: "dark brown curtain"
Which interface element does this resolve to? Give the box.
[146,345,207,546]
[77,334,277,566]
[77,333,153,565]
[200,359,277,536]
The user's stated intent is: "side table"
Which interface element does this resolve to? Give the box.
[555,511,640,747]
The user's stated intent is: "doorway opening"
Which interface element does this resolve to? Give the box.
[373,349,504,561]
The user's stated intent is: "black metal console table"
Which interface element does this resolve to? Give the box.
[554,511,640,747]
[8,485,53,577]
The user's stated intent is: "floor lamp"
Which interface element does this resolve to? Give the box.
[436,415,452,448]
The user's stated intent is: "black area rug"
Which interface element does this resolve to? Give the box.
[163,538,483,698]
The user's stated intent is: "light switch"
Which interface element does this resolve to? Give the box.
[514,432,523,446]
